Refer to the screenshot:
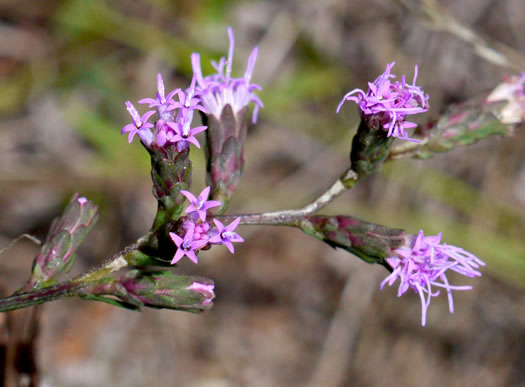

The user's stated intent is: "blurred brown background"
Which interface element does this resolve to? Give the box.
[1,0,525,386]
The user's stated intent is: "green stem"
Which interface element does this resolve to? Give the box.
[73,233,151,283]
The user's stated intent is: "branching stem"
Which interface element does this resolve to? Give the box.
[217,168,358,226]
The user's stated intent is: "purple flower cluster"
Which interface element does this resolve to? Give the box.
[337,62,429,142]
[122,73,207,150]
[169,186,243,264]
[191,27,263,123]
[122,27,263,149]
[380,230,485,326]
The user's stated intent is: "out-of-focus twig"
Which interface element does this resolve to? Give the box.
[308,267,383,387]
[396,0,525,71]
[5,308,40,387]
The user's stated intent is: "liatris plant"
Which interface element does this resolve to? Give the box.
[1,27,524,327]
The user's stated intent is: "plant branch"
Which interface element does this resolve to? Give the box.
[0,282,84,312]
[388,137,430,160]
[72,232,152,283]
[216,168,358,226]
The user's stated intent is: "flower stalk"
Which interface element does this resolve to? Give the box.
[148,143,192,230]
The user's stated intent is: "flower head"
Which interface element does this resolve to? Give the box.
[122,101,155,145]
[191,27,263,123]
[380,230,485,326]
[208,217,244,253]
[170,227,208,264]
[181,186,221,221]
[338,62,429,142]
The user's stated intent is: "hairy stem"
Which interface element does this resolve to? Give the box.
[73,232,151,283]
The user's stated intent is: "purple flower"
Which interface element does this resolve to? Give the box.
[169,227,208,264]
[337,62,429,142]
[164,78,209,149]
[180,186,221,221]
[139,73,180,121]
[165,120,207,149]
[121,101,155,145]
[380,230,485,326]
[191,27,263,123]
[208,217,244,253]
[170,75,207,113]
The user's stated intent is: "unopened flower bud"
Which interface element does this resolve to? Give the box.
[27,194,99,289]
[299,215,405,266]
[116,270,215,312]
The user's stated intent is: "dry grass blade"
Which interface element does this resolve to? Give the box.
[396,0,525,71]
[0,235,41,257]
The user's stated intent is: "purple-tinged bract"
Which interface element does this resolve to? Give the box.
[338,62,429,142]
[191,27,263,123]
[380,230,485,326]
